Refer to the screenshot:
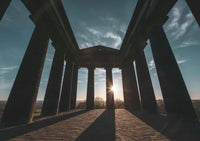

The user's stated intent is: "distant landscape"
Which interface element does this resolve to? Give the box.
[0,99,200,120]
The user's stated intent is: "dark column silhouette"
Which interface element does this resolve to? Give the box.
[186,0,200,27]
[70,65,78,110]
[59,61,74,112]
[149,25,197,119]
[41,49,64,116]
[0,0,12,21]
[135,50,158,113]
[1,25,49,124]
[106,67,114,109]
[86,66,95,110]
[122,62,141,111]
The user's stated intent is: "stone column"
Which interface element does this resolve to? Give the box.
[59,60,74,112]
[149,25,197,119]
[135,50,158,113]
[0,0,12,21]
[106,67,114,109]
[70,65,79,110]
[86,66,95,110]
[1,25,49,124]
[185,0,200,27]
[41,49,64,116]
[122,62,141,112]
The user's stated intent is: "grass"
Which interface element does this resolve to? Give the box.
[33,109,42,117]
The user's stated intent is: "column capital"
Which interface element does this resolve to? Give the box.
[105,66,113,71]
[87,66,95,71]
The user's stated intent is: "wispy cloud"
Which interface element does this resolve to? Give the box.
[176,41,199,49]
[112,69,121,74]
[148,60,155,71]
[0,82,12,90]
[0,66,17,75]
[177,59,187,64]
[172,12,194,39]
[80,42,93,49]
[88,28,102,36]
[105,32,122,49]
[166,7,181,31]
[165,1,194,40]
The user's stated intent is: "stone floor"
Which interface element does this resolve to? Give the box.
[0,109,200,141]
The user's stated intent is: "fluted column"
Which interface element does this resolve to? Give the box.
[122,62,141,112]
[41,49,65,116]
[135,50,158,113]
[70,65,79,110]
[106,67,114,109]
[1,25,49,124]
[59,60,74,112]
[149,25,197,119]
[86,66,95,110]
[185,0,200,27]
[0,0,12,21]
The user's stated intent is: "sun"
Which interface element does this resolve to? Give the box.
[111,86,116,93]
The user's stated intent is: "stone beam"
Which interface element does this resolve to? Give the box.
[78,45,122,68]
[120,0,177,63]
[185,0,200,27]
[22,0,79,59]
[0,0,12,21]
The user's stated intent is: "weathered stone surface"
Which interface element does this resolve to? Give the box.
[1,109,199,141]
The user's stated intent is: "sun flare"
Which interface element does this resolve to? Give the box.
[111,86,116,92]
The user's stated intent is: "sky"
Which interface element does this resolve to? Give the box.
[0,0,200,102]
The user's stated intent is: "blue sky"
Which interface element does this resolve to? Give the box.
[0,0,199,101]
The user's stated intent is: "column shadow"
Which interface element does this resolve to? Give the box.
[75,110,115,141]
[0,110,87,140]
[130,111,200,141]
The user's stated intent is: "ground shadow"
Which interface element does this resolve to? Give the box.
[75,110,115,141]
[0,110,87,140]
[130,111,200,141]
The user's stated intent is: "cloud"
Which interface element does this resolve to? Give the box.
[80,42,93,49]
[0,66,17,75]
[176,41,199,49]
[166,7,181,31]
[0,82,12,90]
[112,69,121,74]
[165,1,195,40]
[173,12,194,39]
[88,28,102,36]
[105,32,122,48]
[177,59,187,64]
[148,60,155,71]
